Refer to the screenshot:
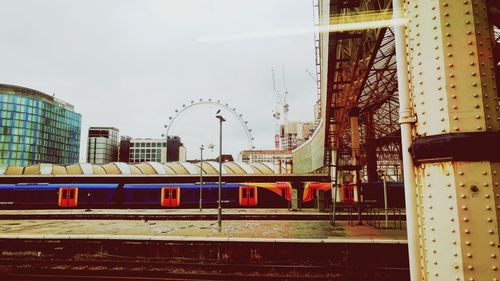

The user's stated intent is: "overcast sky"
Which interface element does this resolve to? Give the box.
[0,0,317,161]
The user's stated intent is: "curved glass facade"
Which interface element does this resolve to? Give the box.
[0,84,81,165]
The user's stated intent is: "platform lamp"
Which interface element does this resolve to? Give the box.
[199,145,204,212]
[162,119,171,163]
[215,110,225,230]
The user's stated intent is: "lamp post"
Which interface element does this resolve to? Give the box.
[162,124,168,163]
[215,112,225,230]
[199,145,204,212]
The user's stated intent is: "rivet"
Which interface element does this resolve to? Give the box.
[486,205,491,210]
[467,265,473,270]
[487,218,493,222]
[465,241,471,245]
[462,206,468,210]
[463,217,469,222]
[493,265,498,271]
[492,254,497,258]
[483,182,488,186]
[475,115,480,119]
[488,229,494,234]
[459,171,464,175]
[466,253,472,258]
[464,229,470,233]
[454,264,459,269]
[490,241,495,246]
[485,194,490,198]
[461,194,466,198]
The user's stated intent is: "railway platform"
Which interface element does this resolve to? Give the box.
[0,211,409,280]
[0,207,406,221]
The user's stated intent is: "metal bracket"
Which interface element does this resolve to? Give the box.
[410,132,500,163]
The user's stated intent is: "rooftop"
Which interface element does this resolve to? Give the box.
[0,83,76,111]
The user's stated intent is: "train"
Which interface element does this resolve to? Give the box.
[0,182,293,209]
[0,181,405,209]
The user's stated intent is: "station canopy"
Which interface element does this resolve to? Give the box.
[0,161,285,176]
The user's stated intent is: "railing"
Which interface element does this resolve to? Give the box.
[365,207,403,229]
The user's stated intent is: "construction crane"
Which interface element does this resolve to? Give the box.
[271,66,289,150]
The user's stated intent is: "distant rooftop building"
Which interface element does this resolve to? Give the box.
[87,127,119,164]
[121,136,184,164]
[0,83,81,165]
[279,121,314,151]
[239,149,291,173]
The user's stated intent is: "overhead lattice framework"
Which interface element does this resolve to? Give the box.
[322,1,499,181]
[322,0,402,182]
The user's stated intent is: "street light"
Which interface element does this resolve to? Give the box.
[199,145,204,212]
[162,124,168,163]
[215,111,225,230]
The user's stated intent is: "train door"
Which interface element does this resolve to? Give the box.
[58,187,78,207]
[161,187,180,207]
[239,186,257,206]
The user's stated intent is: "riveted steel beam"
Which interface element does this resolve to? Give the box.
[405,0,500,279]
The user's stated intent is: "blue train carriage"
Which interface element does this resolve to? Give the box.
[122,182,292,208]
[0,183,117,209]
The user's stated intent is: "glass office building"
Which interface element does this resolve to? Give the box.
[0,84,81,165]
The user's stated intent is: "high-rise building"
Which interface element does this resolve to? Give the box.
[122,136,184,164]
[279,121,314,151]
[118,135,132,163]
[87,127,119,164]
[0,84,81,165]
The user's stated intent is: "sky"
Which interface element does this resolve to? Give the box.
[0,0,318,161]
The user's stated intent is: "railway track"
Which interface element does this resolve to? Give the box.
[0,257,409,281]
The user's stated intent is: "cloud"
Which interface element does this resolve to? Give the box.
[0,0,316,161]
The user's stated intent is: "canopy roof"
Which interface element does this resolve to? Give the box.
[0,161,284,176]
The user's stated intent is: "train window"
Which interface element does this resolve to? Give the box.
[69,189,75,199]
[62,189,67,199]
[171,189,177,199]
[134,190,146,200]
[249,188,254,198]
[242,189,247,198]
[164,190,170,199]
[148,190,157,199]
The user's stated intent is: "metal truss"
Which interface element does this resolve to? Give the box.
[323,0,401,183]
[324,1,499,182]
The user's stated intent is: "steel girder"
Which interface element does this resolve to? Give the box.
[324,0,402,181]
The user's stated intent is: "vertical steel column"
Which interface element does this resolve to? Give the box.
[349,108,362,225]
[404,0,500,280]
[365,111,378,182]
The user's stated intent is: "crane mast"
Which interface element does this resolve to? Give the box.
[271,67,290,150]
